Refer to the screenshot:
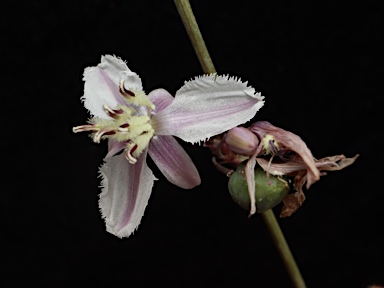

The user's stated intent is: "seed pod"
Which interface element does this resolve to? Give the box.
[228,163,290,213]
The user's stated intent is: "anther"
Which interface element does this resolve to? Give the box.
[269,140,279,155]
[93,128,115,143]
[124,143,138,164]
[73,124,98,133]
[118,123,130,133]
[119,80,135,97]
[103,104,123,118]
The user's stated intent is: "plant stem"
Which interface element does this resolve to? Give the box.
[173,1,307,287]
[173,0,216,74]
[261,209,307,288]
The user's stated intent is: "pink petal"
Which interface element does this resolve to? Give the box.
[105,139,126,159]
[148,88,174,113]
[250,121,320,188]
[148,135,201,189]
[151,75,264,143]
[99,151,157,238]
[244,145,263,216]
[81,55,142,118]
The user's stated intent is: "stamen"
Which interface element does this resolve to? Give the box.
[118,127,129,132]
[93,128,115,143]
[269,139,280,155]
[103,104,123,118]
[118,123,130,132]
[73,124,98,133]
[124,143,138,164]
[119,80,135,97]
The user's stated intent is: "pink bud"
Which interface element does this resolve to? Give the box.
[225,127,259,156]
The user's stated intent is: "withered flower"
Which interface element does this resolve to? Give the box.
[206,121,358,217]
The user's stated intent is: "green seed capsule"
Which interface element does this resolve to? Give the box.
[228,163,290,213]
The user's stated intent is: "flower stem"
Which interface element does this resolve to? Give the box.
[261,209,307,288]
[174,1,307,287]
[173,0,216,74]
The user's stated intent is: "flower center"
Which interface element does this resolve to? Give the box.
[73,80,156,164]
[262,134,279,155]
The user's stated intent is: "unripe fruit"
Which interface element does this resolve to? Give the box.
[228,163,290,213]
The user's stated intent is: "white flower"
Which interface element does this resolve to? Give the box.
[73,55,264,238]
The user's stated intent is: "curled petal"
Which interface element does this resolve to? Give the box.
[148,135,201,189]
[250,121,320,188]
[280,171,307,217]
[310,154,359,171]
[244,145,264,216]
[256,154,359,176]
[152,74,264,143]
[148,88,174,113]
[99,151,157,238]
[276,155,358,217]
[100,55,143,91]
[81,55,142,118]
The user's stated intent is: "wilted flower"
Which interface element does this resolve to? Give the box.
[206,121,358,216]
[73,55,264,238]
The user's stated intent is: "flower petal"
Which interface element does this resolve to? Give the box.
[148,135,200,189]
[105,139,126,159]
[99,151,157,238]
[244,145,263,216]
[148,88,174,113]
[81,55,142,118]
[256,154,359,176]
[151,74,264,143]
[250,121,320,188]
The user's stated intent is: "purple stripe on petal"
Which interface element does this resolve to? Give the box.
[82,66,125,119]
[99,150,157,238]
[148,135,200,189]
[98,68,126,105]
[148,88,174,113]
[105,139,126,159]
[81,55,142,119]
[151,75,264,143]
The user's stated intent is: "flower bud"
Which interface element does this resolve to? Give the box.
[225,127,259,156]
[228,163,289,213]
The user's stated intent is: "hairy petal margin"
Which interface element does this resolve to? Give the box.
[152,74,264,143]
[99,151,157,238]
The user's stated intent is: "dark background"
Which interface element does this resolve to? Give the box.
[3,0,383,287]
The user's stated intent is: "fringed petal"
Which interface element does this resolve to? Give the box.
[81,55,142,118]
[148,135,200,189]
[278,154,358,217]
[152,74,264,143]
[99,151,157,238]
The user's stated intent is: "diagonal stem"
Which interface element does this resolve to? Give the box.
[173,1,307,287]
[173,0,216,74]
[261,209,307,288]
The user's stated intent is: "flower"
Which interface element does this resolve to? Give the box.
[73,55,264,238]
[205,121,358,217]
[247,121,358,217]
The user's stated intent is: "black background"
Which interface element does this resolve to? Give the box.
[3,0,383,287]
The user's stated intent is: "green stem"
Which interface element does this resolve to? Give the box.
[173,0,216,74]
[173,1,307,287]
[261,210,307,288]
